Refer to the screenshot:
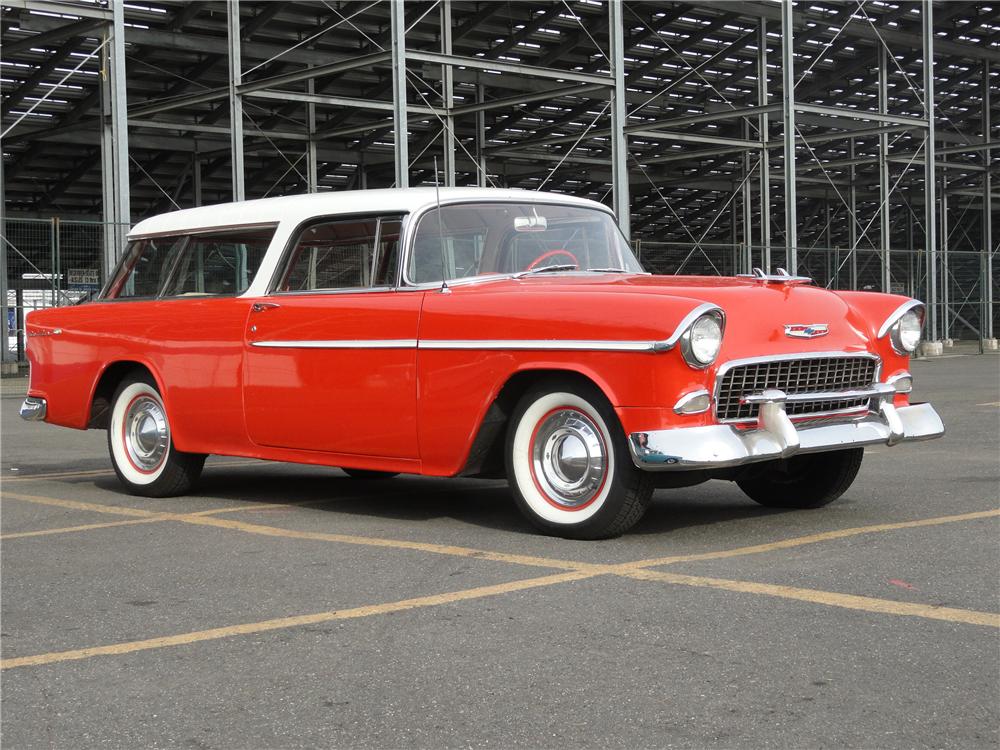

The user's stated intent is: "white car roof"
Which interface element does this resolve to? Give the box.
[128,187,612,238]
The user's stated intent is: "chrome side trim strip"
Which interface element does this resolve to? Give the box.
[417,339,659,352]
[251,339,418,349]
[250,338,677,352]
[877,299,925,338]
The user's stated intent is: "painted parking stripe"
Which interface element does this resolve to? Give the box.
[1,517,163,540]
[0,501,293,540]
[0,570,596,670]
[624,569,1000,628]
[1,491,600,572]
[3,460,261,483]
[621,508,1000,570]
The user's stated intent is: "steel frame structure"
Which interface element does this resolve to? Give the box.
[2,0,997,347]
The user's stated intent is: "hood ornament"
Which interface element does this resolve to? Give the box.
[785,324,829,339]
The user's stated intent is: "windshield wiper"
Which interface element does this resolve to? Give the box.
[516,264,578,277]
[586,267,629,273]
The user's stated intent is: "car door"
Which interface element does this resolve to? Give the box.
[242,214,422,458]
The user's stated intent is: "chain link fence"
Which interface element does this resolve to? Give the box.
[2,219,996,370]
[635,240,999,344]
[3,218,128,366]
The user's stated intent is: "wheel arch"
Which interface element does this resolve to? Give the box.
[87,360,166,429]
[458,367,616,478]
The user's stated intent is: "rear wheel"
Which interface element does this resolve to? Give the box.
[505,378,653,539]
[108,374,205,497]
[736,448,864,509]
[342,469,399,480]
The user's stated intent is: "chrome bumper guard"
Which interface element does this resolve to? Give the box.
[629,383,944,471]
[19,396,47,422]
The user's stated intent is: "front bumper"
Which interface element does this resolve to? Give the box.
[629,385,944,471]
[19,396,47,422]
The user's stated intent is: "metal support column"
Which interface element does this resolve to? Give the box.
[306,73,318,192]
[922,0,938,341]
[441,0,455,186]
[391,0,409,188]
[609,0,630,239]
[742,120,753,274]
[878,45,891,292]
[757,18,771,271]
[0,154,10,365]
[475,83,487,187]
[940,160,949,340]
[983,61,994,342]
[848,138,858,289]
[192,151,202,207]
[227,0,245,201]
[100,2,131,280]
[781,1,797,272]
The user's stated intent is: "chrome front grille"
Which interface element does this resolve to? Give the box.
[715,355,879,422]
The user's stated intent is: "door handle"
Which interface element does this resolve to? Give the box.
[252,302,280,313]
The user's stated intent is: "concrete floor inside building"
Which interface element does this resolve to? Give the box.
[1,354,997,749]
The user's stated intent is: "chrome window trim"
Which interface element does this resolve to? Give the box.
[877,299,925,339]
[127,221,280,242]
[712,351,882,424]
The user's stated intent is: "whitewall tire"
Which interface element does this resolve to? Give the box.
[108,374,205,497]
[506,378,653,539]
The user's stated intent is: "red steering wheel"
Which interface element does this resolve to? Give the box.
[525,249,579,271]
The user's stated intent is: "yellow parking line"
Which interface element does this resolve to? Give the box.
[0,570,595,670]
[1,517,164,540]
[624,569,1000,628]
[3,460,262,483]
[0,497,296,540]
[0,491,595,572]
[621,508,1000,570]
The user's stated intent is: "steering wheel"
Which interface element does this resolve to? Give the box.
[525,249,579,271]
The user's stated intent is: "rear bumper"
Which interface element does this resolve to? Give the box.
[628,391,944,471]
[19,396,47,422]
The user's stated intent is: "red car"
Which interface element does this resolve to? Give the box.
[21,188,944,538]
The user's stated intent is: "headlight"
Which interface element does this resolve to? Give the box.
[891,309,923,353]
[680,311,724,368]
[878,300,925,355]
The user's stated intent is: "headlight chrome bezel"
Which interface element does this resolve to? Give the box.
[679,309,725,369]
[879,300,925,355]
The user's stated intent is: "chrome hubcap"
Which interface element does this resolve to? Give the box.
[531,408,606,508]
[124,396,168,471]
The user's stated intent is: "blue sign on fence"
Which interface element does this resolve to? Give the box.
[6,308,13,335]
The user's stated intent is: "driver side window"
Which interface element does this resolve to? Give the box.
[279,215,403,292]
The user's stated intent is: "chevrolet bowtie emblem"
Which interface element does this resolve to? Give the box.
[784,323,829,338]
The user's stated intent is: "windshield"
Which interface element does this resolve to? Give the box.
[407,202,643,284]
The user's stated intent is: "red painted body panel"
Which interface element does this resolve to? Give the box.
[243,291,421,457]
[25,273,914,477]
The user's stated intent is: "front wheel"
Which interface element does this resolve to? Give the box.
[108,374,205,497]
[736,448,864,509]
[506,378,653,539]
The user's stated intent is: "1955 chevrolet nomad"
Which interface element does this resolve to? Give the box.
[22,187,944,538]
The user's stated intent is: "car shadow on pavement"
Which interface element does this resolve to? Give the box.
[89,468,793,537]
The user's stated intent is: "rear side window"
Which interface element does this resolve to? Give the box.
[277,215,404,292]
[103,225,276,299]
[163,227,274,297]
[104,236,186,299]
